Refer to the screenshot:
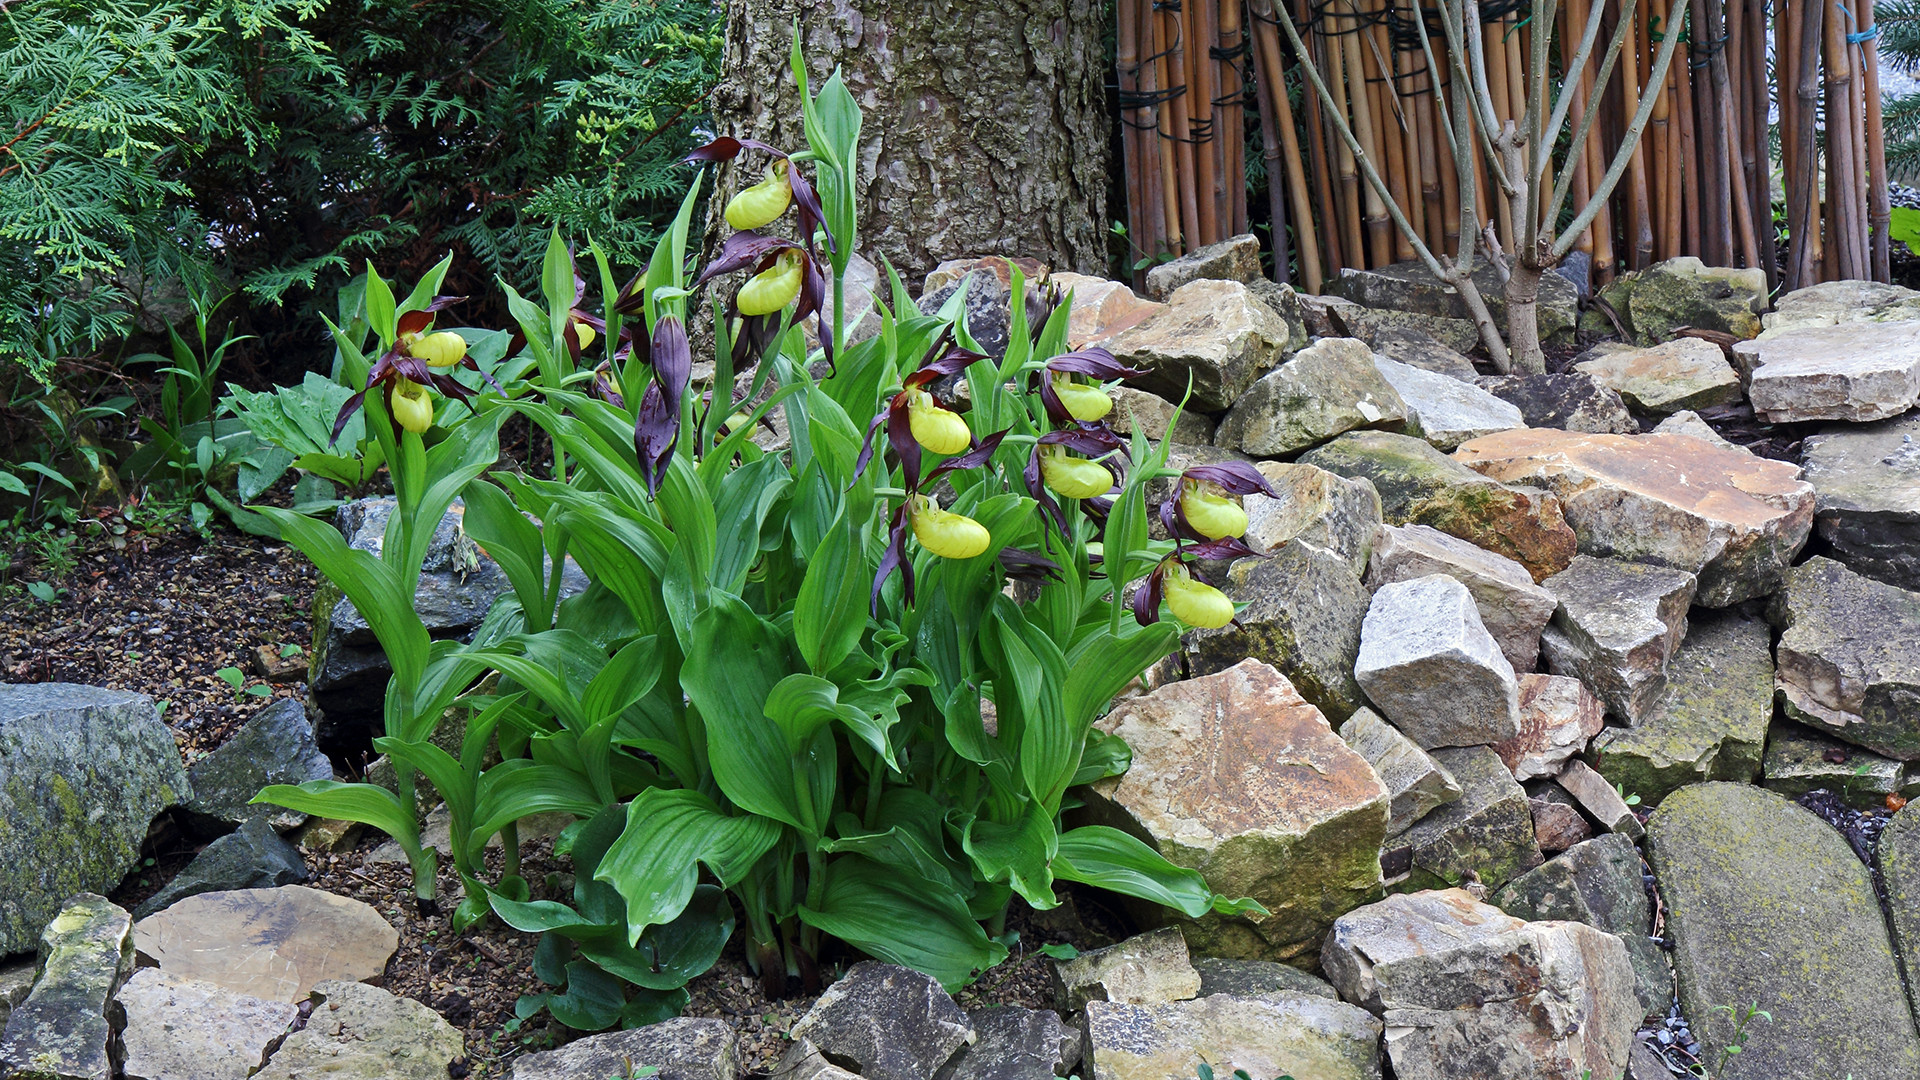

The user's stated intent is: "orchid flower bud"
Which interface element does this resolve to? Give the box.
[1051,374,1113,422]
[906,389,971,455]
[572,321,597,352]
[909,495,991,560]
[1162,562,1234,628]
[391,377,434,434]
[724,161,794,230]
[409,330,468,368]
[1038,445,1112,500]
[737,248,805,316]
[1180,479,1248,541]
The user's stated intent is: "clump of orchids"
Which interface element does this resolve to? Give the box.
[333,301,494,439]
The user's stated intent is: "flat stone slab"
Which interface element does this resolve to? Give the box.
[1184,540,1371,721]
[1761,718,1905,810]
[0,894,132,1080]
[1366,524,1558,674]
[1647,783,1920,1080]
[136,817,309,919]
[1590,610,1771,804]
[1355,575,1521,749]
[184,697,331,832]
[1493,674,1605,782]
[1090,659,1388,963]
[937,1006,1081,1080]
[1108,279,1292,410]
[1799,412,1920,591]
[1339,707,1462,835]
[1734,318,1920,422]
[1495,835,1673,1016]
[1192,957,1339,1002]
[509,1017,737,1080]
[1573,337,1743,414]
[0,683,188,954]
[1326,258,1578,345]
[1556,759,1643,838]
[789,963,972,1080]
[1769,556,1920,760]
[1476,373,1639,434]
[1388,746,1541,892]
[1051,272,1168,351]
[1875,803,1920,1025]
[1051,928,1200,1012]
[1539,556,1697,723]
[254,980,462,1080]
[1083,994,1382,1080]
[1763,279,1920,335]
[1529,798,1592,854]
[1216,337,1408,456]
[1145,233,1262,299]
[117,969,297,1080]
[1372,354,1524,450]
[1301,431,1576,582]
[132,886,397,1003]
[1242,461,1382,577]
[1649,409,1737,449]
[1454,428,1814,606]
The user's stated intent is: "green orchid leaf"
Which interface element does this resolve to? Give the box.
[798,856,1006,991]
[1053,825,1267,919]
[596,787,783,940]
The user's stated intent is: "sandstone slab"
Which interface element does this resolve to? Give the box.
[1493,834,1672,1017]
[1648,408,1736,449]
[183,697,330,833]
[1539,556,1696,723]
[1050,927,1200,1013]
[1556,759,1643,839]
[789,962,972,1080]
[1734,318,1920,422]
[1192,957,1339,1001]
[1051,272,1169,350]
[1242,461,1382,577]
[0,895,132,1080]
[1769,556,1920,759]
[1355,575,1521,749]
[1476,373,1639,434]
[1339,707,1462,835]
[1366,524,1557,673]
[1454,428,1814,606]
[1089,659,1388,963]
[1761,718,1905,809]
[1377,330,1482,381]
[132,886,398,1003]
[1216,337,1408,456]
[1083,993,1382,1080]
[1799,412,1920,591]
[1107,279,1292,410]
[1494,674,1605,781]
[1372,355,1524,450]
[1573,337,1743,414]
[1388,746,1541,891]
[1145,233,1262,299]
[509,1017,737,1080]
[1764,279,1920,334]
[117,968,298,1080]
[1183,540,1371,720]
[254,980,462,1080]
[1647,783,1920,1080]
[1243,279,1313,356]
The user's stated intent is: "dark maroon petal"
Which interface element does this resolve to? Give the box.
[396,310,435,338]
[1183,461,1278,498]
[423,294,466,313]
[685,136,790,164]
[787,167,837,257]
[925,428,1008,486]
[634,383,678,498]
[1037,375,1072,425]
[330,390,368,446]
[793,257,827,330]
[692,232,802,290]
[1038,426,1123,457]
[905,343,990,389]
[574,310,607,333]
[391,351,438,385]
[591,365,624,409]
[886,395,923,494]
[1082,495,1113,529]
[1130,563,1167,626]
[871,506,913,615]
[1023,445,1065,536]
[365,345,405,387]
[1184,536,1260,561]
[613,270,648,315]
[571,273,587,309]
[999,548,1062,583]
[852,408,890,481]
[731,311,780,372]
[428,371,478,404]
[1046,347,1149,381]
[651,316,692,414]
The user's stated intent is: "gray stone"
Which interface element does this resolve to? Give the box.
[1365,524,1557,673]
[1475,373,1639,434]
[789,962,973,1080]
[1050,927,1201,1013]
[1799,413,1920,591]
[936,1006,1082,1080]
[1769,556,1920,760]
[1183,540,1372,721]
[1299,431,1577,582]
[773,1039,864,1080]
[1242,279,1314,357]
[1538,556,1697,723]
[183,698,331,833]
[116,968,298,1080]
[1646,783,1920,1080]
[1556,759,1644,839]
[0,958,33,1032]
[509,1017,738,1080]
[1082,993,1382,1080]
[806,252,883,348]
[1241,461,1382,577]
[253,980,462,1080]
[1493,674,1605,782]
[0,895,132,1080]
[1493,834,1672,1018]
[135,817,309,919]
[1372,355,1525,450]
[1326,259,1578,347]
[919,259,1037,360]
[132,886,397,1003]
[1088,660,1389,964]
[0,684,187,954]
[1764,279,1920,334]
[1649,409,1737,449]
[1339,707,1462,835]
[1528,798,1593,854]
[1594,257,1767,345]
[1875,802,1920,1024]
[1216,338,1408,456]
[1192,957,1339,1002]
[1734,318,1920,422]
[1302,291,1484,356]
[1104,385,1215,445]
[1762,718,1905,809]
[1145,233,1263,300]
[1388,747,1541,891]
[1107,279,1294,410]
[1573,338,1744,414]
[1376,330,1482,382]
[1355,575,1521,749]
[1589,610,1771,804]
[1320,889,1640,1080]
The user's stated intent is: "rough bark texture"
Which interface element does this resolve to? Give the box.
[708,0,1110,283]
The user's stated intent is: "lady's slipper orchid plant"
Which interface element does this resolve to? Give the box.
[1133,462,1280,629]
[855,328,989,491]
[1035,347,1146,426]
[332,302,490,442]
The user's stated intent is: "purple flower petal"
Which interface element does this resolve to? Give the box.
[1183,461,1278,498]
[1046,347,1149,381]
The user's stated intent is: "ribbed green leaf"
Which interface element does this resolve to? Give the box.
[1052,826,1267,919]
[596,788,783,940]
[798,857,1005,991]
[793,510,868,675]
[681,593,804,829]
[255,508,429,691]
[961,802,1058,910]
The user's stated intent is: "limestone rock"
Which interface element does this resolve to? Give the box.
[1300,431,1576,581]
[936,1006,1082,1080]
[1107,280,1293,410]
[919,257,1046,359]
[788,962,973,1080]
[1242,461,1382,577]
[183,697,331,833]
[1494,675,1605,781]
[1243,279,1313,357]
[804,252,883,348]
[1555,759,1643,838]
[1365,524,1557,673]
[1874,803,1920,1023]
[254,980,462,1080]
[1105,385,1214,445]
[1320,889,1639,1080]
[1493,834,1672,1017]
[0,683,187,954]
[1475,373,1639,434]
[1145,233,1263,299]
[1764,279,1920,334]
[1539,556,1696,723]
[117,968,298,1080]
[509,1018,737,1080]
[1799,412,1920,591]
[1183,541,1371,720]
[1050,272,1168,350]
[1088,659,1389,963]
[1192,957,1339,1002]
[1761,719,1905,809]
[1647,783,1920,1080]
[1326,259,1578,346]
[1354,575,1521,749]
[1050,927,1201,1013]
[134,817,309,919]
[1082,993,1382,1080]
[1388,747,1541,891]
[1339,707,1462,835]
[1589,610,1771,804]
[0,895,132,1080]
[1573,338,1743,414]
[0,958,34,1032]
[1215,338,1408,456]
[1372,355,1525,450]
[1734,318,1920,422]
[1769,556,1920,759]
[132,886,398,1003]
[1596,256,1766,344]
[1649,409,1737,449]
[1454,428,1813,606]
[773,1039,864,1080]
[1376,331,1482,382]
[1528,798,1592,854]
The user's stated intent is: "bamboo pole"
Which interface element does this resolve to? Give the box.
[1787,0,1825,288]
[1371,0,1416,262]
[1298,0,1348,276]
[1164,2,1203,253]
[1750,0,1777,285]
[1189,0,1222,245]
[1436,31,1463,256]
[1823,0,1864,280]
[1324,8,1368,266]
[1119,0,1147,287]
[1674,9,1698,260]
[1252,21,1292,283]
[1150,0,1183,258]
[1863,0,1891,281]
[1341,2,1393,264]
[1406,1,1445,255]
[1252,0,1325,289]
[1222,0,1250,236]
[1622,0,1655,268]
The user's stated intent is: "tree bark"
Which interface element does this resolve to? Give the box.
[707,0,1111,284]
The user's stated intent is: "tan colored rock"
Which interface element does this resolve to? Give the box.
[1145,233,1263,299]
[1454,428,1814,606]
[1649,410,1736,450]
[1051,272,1169,350]
[1557,759,1643,838]
[132,887,397,1003]
[1244,461,1384,576]
[1734,319,1920,422]
[1088,659,1389,963]
[1104,385,1214,444]
[1494,675,1606,782]
[117,969,297,1080]
[254,980,462,1080]
[1573,338,1743,414]
[1365,524,1557,673]
[1084,993,1382,1080]
[1051,927,1201,1012]
[1763,279,1920,335]
[1339,707,1462,835]
[1216,337,1408,456]
[1106,279,1292,410]
[1530,798,1593,854]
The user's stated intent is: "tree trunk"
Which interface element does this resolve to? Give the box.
[708,0,1111,285]
[1504,259,1546,374]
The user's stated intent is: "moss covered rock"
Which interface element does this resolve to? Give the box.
[1183,541,1371,721]
[1387,746,1541,892]
[1595,256,1766,345]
